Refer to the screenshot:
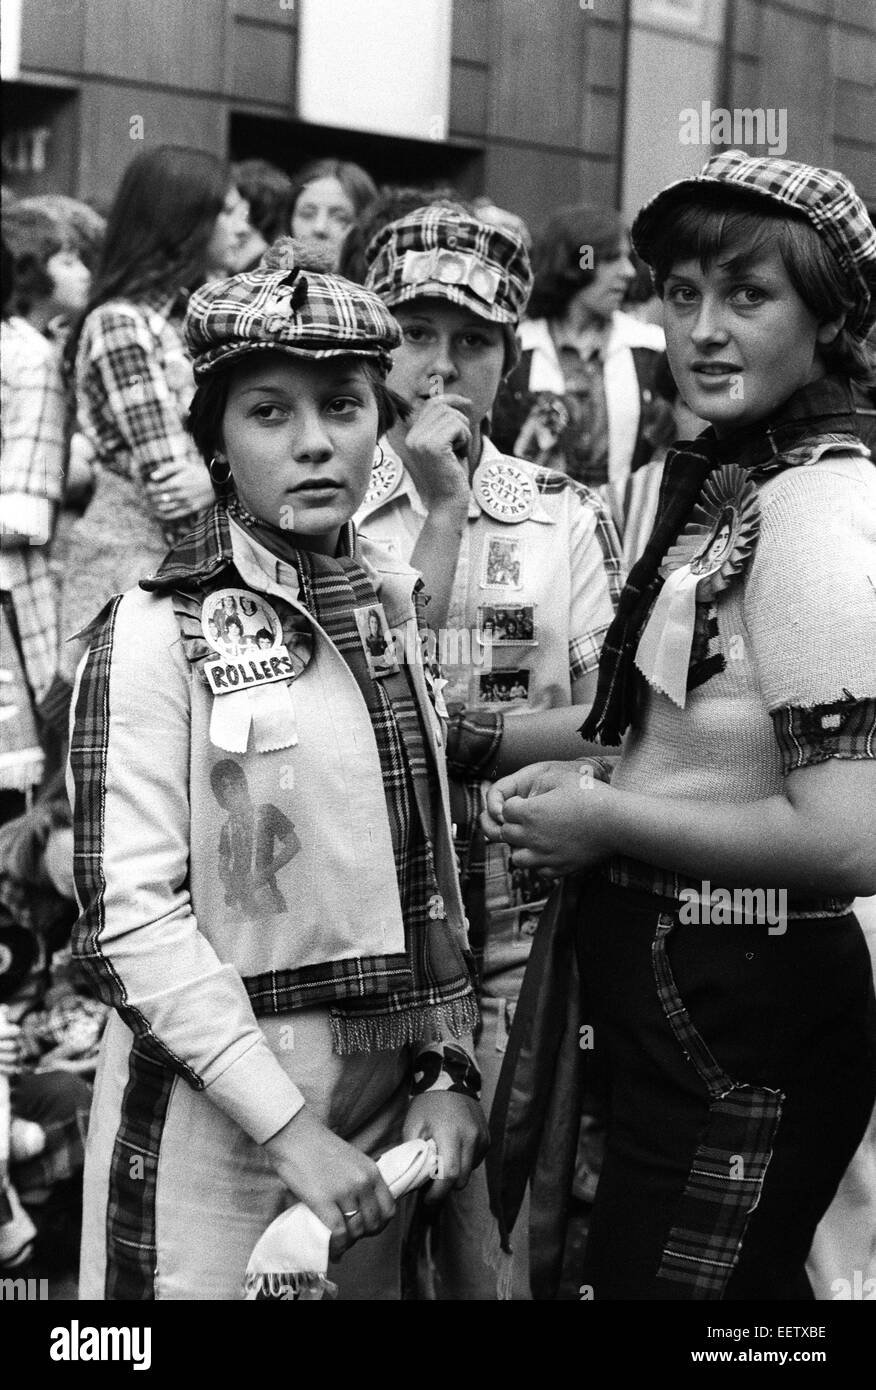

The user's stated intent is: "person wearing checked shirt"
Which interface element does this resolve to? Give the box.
[357,205,624,1299]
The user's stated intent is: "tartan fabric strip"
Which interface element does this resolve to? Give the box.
[771,695,876,773]
[651,915,784,1299]
[69,595,201,1087]
[105,1039,175,1301]
[445,709,504,780]
[656,1087,784,1298]
[242,954,412,1014]
[570,624,610,682]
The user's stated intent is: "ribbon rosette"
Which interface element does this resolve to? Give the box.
[635,464,760,708]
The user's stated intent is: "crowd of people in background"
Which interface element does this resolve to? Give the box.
[1,138,874,1301]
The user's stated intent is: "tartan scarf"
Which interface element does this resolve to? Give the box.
[225,501,478,1053]
[580,376,863,745]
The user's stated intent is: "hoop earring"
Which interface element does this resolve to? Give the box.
[209,455,233,485]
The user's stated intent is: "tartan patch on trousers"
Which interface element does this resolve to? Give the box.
[651,914,783,1299]
[105,1039,175,1301]
[656,1086,783,1297]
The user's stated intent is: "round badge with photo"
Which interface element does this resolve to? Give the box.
[659,464,760,602]
[201,588,284,659]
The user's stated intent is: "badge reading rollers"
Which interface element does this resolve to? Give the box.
[200,588,298,697]
[364,446,404,506]
[472,457,536,523]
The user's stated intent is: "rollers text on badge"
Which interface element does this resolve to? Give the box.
[205,650,296,694]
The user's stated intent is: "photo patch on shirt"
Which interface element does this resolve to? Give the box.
[353,602,401,680]
[209,757,301,920]
[477,603,537,646]
[478,668,530,706]
[481,535,524,590]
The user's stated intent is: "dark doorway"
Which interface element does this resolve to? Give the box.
[229,113,485,200]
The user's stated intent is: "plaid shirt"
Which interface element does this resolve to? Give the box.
[0,317,68,703]
[75,288,202,525]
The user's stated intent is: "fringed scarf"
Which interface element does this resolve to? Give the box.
[226,498,478,1053]
[580,376,863,746]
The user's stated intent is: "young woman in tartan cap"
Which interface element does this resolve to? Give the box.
[358,205,625,1297]
[482,152,876,1299]
[66,241,487,1300]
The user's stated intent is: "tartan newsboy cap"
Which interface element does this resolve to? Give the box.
[364,205,533,326]
[184,240,401,379]
[632,150,876,341]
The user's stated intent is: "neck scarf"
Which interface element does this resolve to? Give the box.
[226,498,478,1053]
[580,376,862,746]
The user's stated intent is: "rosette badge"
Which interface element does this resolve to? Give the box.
[635,465,760,707]
[660,465,760,601]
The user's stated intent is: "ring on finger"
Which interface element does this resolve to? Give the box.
[341,1207,360,1219]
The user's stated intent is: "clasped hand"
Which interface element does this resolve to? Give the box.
[480,759,614,877]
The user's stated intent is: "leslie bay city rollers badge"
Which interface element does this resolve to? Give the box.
[472,457,535,523]
[363,446,404,507]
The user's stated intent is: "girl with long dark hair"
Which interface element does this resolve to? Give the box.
[56,146,250,686]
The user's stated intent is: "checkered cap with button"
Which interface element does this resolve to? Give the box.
[184,240,402,379]
[632,150,876,341]
[364,204,533,326]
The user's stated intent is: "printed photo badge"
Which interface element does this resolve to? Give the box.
[472,457,535,523]
[353,602,401,681]
[635,464,760,708]
[201,588,303,754]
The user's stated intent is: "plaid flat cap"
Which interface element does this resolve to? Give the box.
[364,205,533,326]
[632,150,876,340]
[184,241,401,379]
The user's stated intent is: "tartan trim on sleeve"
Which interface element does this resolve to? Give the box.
[569,624,610,681]
[105,1038,175,1301]
[651,915,784,1299]
[771,696,876,773]
[69,596,201,1088]
[411,1041,482,1100]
